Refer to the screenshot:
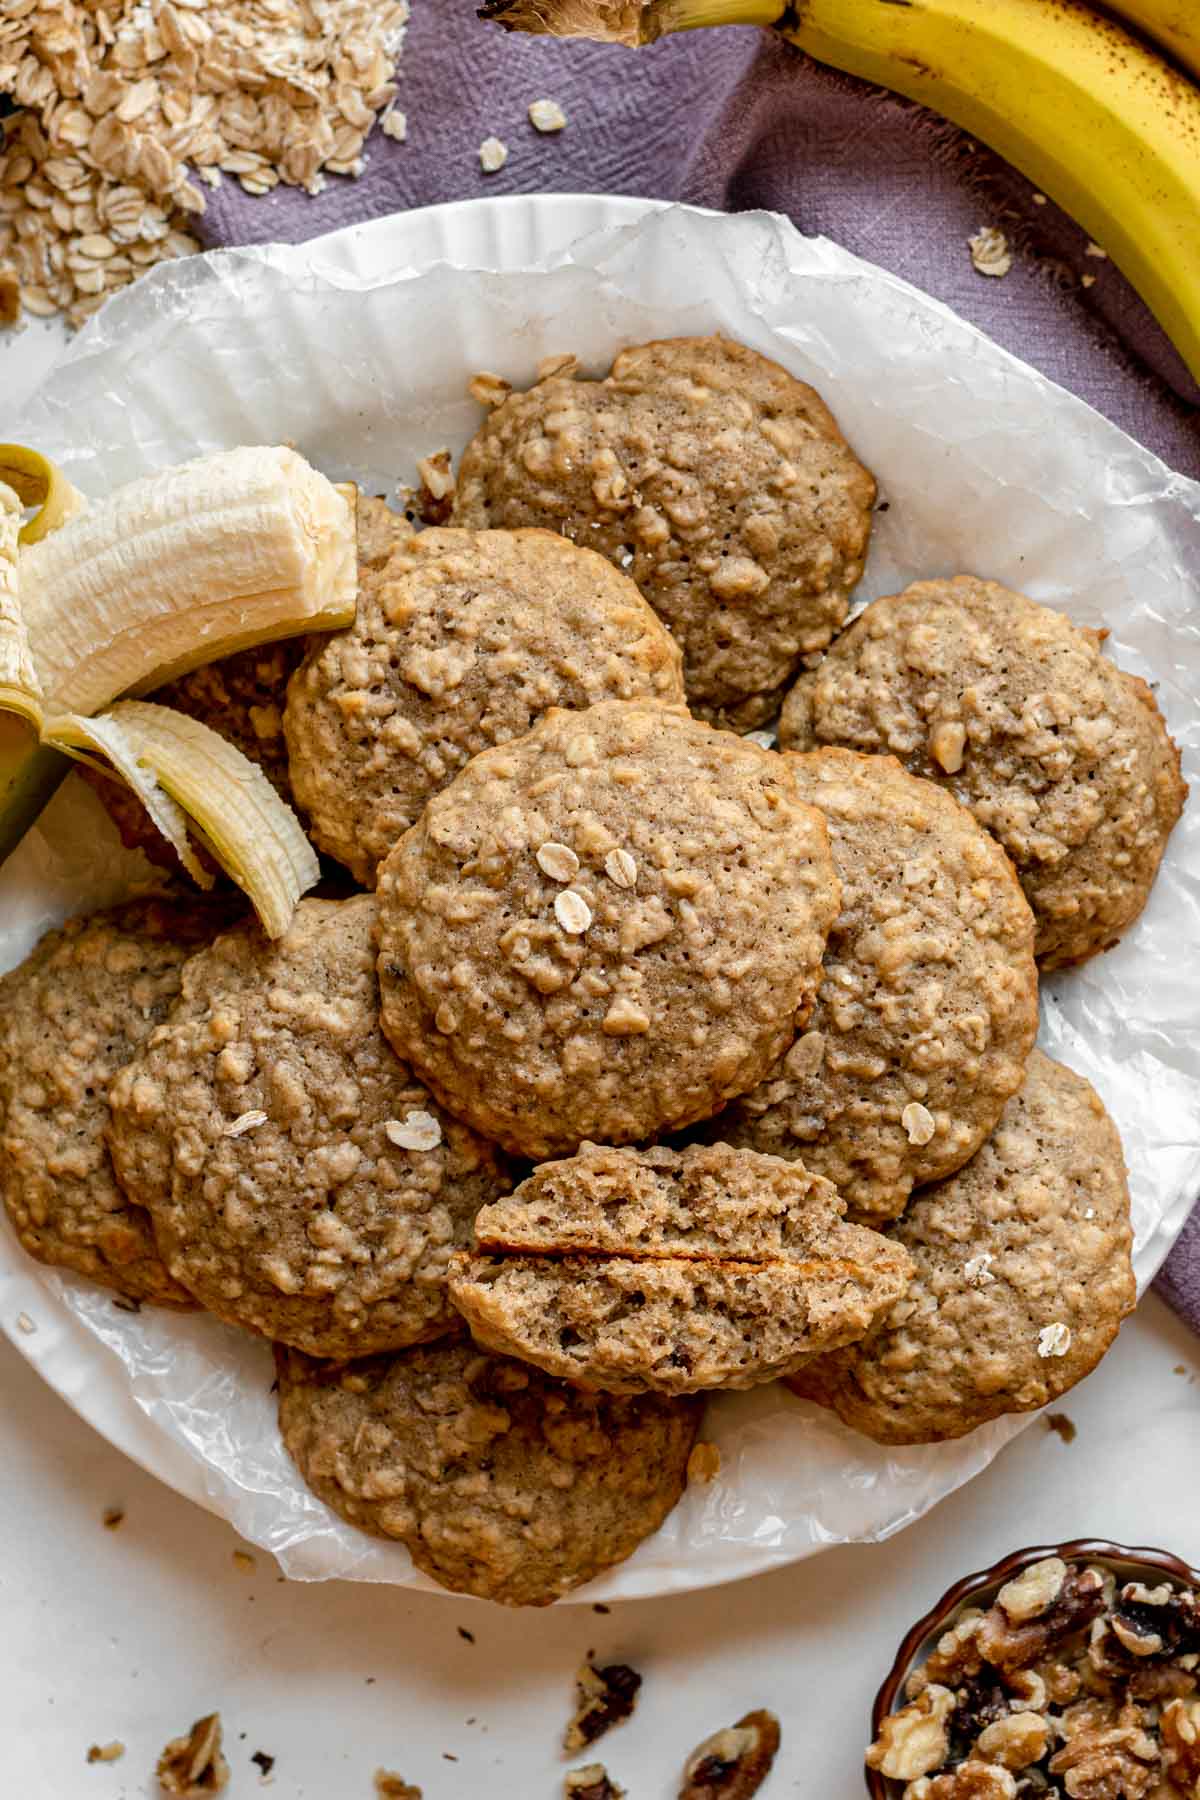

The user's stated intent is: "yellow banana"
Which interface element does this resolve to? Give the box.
[482,0,1200,385]
[1101,0,1199,81]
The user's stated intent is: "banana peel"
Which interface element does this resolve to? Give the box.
[480,0,1200,387]
[0,446,357,936]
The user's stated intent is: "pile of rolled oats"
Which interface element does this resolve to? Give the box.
[867,1555,1200,1798]
[0,0,409,326]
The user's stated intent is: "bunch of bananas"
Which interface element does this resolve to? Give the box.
[480,0,1200,386]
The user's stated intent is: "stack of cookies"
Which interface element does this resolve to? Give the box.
[0,337,1185,1605]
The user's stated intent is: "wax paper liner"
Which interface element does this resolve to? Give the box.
[3,204,1200,1601]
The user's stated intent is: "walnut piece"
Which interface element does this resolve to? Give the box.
[974,1710,1048,1769]
[867,1685,956,1781]
[156,1714,229,1796]
[1048,1698,1162,1799]
[565,1765,625,1800]
[679,1710,780,1800]
[906,1761,1017,1799]
[997,1557,1067,1624]
[565,1662,642,1751]
[1162,1696,1200,1790]
[978,1565,1106,1669]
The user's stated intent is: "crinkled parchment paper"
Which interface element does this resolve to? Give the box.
[3,205,1200,1600]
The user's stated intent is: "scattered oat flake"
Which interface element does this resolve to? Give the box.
[964,1252,995,1288]
[16,1311,36,1334]
[227,1110,268,1137]
[1038,1322,1073,1358]
[1082,274,1097,289]
[538,841,581,882]
[375,1777,422,1800]
[603,848,638,889]
[86,1742,125,1764]
[687,1441,721,1484]
[1086,240,1108,258]
[969,226,1013,278]
[555,890,593,935]
[102,1506,125,1530]
[1045,1412,1077,1444]
[232,1550,256,1572]
[901,1102,936,1146]
[479,136,509,174]
[529,98,568,133]
[1032,192,1047,205]
[386,1111,443,1152]
[380,109,408,143]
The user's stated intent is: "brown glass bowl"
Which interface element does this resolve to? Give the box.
[865,1537,1200,1798]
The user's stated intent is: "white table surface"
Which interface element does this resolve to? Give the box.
[4,320,1200,1800]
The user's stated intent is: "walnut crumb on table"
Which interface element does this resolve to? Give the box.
[680,1710,781,1800]
[374,1776,421,1800]
[86,1742,125,1764]
[565,1766,624,1800]
[156,1713,229,1796]
[565,1662,643,1751]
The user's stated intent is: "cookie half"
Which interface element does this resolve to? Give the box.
[107,894,512,1357]
[453,335,876,728]
[0,899,232,1306]
[712,749,1039,1220]
[376,701,840,1158]
[275,1337,702,1605]
[448,1142,913,1394]
[780,577,1187,969]
[284,526,685,886]
[786,1050,1136,1443]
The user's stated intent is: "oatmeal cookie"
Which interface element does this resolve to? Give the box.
[453,336,876,729]
[284,527,684,887]
[275,1336,702,1605]
[107,895,512,1356]
[82,494,413,868]
[448,1142,913,1394]
[786,1050,1136,1443]
[0,899,230,1306]
[375,700,840,1158]
[779,577,1186,968]
[710,750,1039,1220]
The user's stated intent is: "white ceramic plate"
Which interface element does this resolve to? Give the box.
[3,193,1199,1602]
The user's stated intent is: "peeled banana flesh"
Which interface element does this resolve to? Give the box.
[0,442,357,936]
[23,444,356,723]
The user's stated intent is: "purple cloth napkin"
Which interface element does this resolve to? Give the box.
[196,2,1200,1328]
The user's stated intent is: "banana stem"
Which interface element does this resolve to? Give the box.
[479,0,781,41]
